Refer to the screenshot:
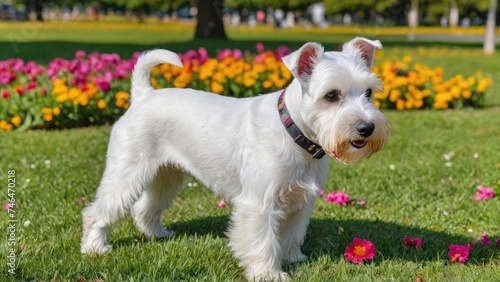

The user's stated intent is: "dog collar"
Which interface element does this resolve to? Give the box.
[278,90,325,159]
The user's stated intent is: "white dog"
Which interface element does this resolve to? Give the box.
[81,37,390,281]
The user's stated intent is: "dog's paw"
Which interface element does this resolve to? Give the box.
[81,243,112,255]
[248,271,290,282]
[283,248,307,263]
[150,227,175,240]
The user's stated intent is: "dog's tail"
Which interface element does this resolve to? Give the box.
[131,49,183,103]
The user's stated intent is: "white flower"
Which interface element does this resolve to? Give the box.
[473,153,479,159]
[389,164,396,170]
[30,164,36,169]
[445,162,453,167]
[44,160,51,165]
[24,220,31,227]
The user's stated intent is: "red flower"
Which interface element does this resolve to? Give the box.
[218,200,226,208]
[1,90,10,98]
[14,85,24,95]
[27,81,37,90]
[344,238,376,264]
[448,244,470,263]
[404,236,422,249]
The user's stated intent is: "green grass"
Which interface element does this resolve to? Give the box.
[1,22,500,281]
[1,109,499,281]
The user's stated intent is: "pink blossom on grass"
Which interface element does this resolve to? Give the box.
[448,244,471,263]
[344,238,376,264]
[319,190,324,197]
[474,186,495,201]
[479,232,490,245]
[325,191,350,206]
[218,200,227,208]
[356,200,366,206]
[403,236,422,249]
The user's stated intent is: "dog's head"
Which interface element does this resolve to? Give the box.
[282,37,390,164]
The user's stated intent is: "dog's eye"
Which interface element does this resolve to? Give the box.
[365,89,373,99]
[325,90,340,102]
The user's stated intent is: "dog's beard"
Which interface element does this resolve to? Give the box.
[318,118,390,164]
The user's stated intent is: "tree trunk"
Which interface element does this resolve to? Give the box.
[194,0,227,39]
[449,1,459,27]
[34,0,44,21]
[484,0,497,55]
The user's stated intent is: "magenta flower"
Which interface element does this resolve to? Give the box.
[255,42,265,53]
[218,200,227,208]
[3,203,14,210]
[448,244,471,263]
[217,48,232,60]
[479,232,490,245]
[403,236,422,249]
[475,186,495,201]
[326,191,350,206]
[319,190,324,197]
[232,49,242,60]
[344,238,376,264]
[496,237,500,249]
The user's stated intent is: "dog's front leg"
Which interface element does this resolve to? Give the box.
[227,203,290,281]
[280,196,316,263]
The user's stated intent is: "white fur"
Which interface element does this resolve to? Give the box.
[81,37,389,281]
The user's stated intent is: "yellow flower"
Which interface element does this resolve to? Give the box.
[77,95,89,106]
[243,78,256,88]
[10,116,22,127]
[396,99,405,111]
[462,90,472,99]
[43,114,53,122]
[97,99,106,109]
[374,100,381,108]
[389,89,401,102]
[403,55,412,64]
[211,81,224,94]
[275,79,287,89]
[52,107,61,116]
[414,99,424,108]
[262,80,273,88]
[115,99,125,108]
[42,107,53,115]
[56,94,68,103]
[53,78,66,87]
[115,91,130,101]
[52,85,68,96]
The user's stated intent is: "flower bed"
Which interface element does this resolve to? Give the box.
[0,45,493,131]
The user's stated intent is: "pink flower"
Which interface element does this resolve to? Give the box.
[3,203,14,210]
[479,232,490,245]
[326,191,350,206]
[403,236,422,249]
[448,244,470,263]
[496,237,500,249]
[232,49,242,60]
[356,200,366,206]
[218,200,227,208]
[255,42,265,52]
[217,48,232,60]
[474,186,495,201]
[344,238,376,264]
[319,190,324,197]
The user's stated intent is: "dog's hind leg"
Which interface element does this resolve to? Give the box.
[81,156,156,255]
[131,166,185,239]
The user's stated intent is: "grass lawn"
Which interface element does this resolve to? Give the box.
[1,22,500,281]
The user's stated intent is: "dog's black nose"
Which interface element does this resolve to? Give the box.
[357,121,375,137]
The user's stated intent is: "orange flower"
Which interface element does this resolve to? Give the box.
[211,81,224,94]
[10,116,22,127]
[97,99,106,109]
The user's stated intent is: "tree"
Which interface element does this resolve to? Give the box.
[484,0,498,54]
[194,0,227,39]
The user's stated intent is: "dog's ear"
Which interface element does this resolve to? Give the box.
[282,42,324,85]
[342,37,382,70]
